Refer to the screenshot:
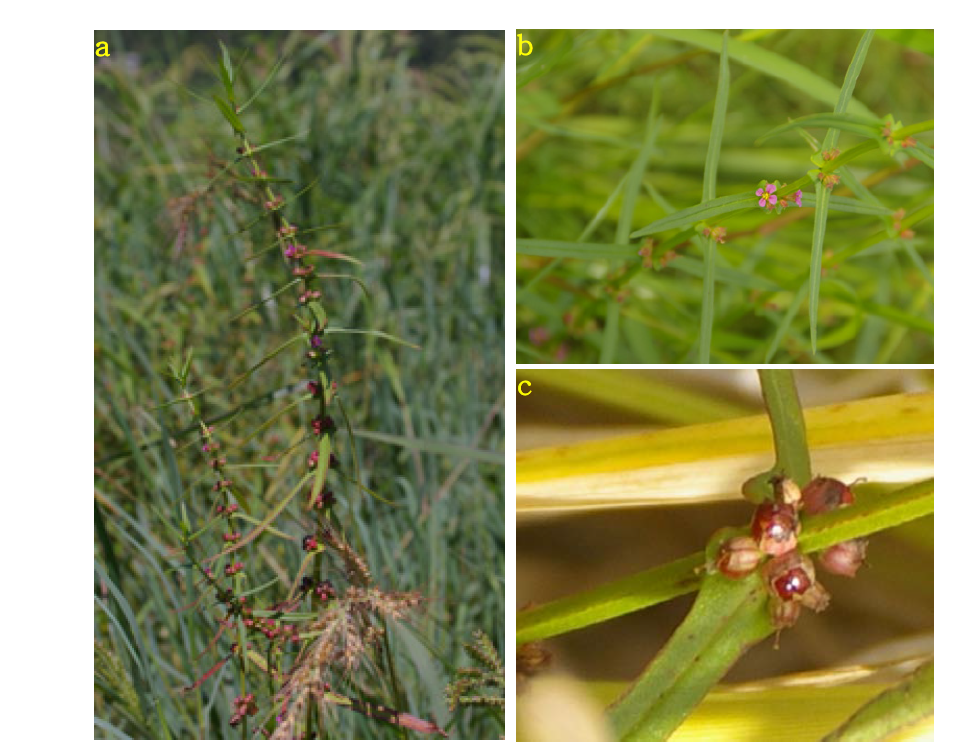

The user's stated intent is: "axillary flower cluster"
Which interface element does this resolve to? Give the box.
[755,180,803,214]
[713,475,869,634]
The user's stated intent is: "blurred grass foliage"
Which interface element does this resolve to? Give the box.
[95,30,503,739]
[516,29,933,363]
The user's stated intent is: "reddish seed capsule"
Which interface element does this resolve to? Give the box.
[764,551,830,612]
[801,476,854,515]
[820,538,869,578]
[772,566,811,600]
[751,502,799,556]
[716,536,764,578]
[301,535,318,552]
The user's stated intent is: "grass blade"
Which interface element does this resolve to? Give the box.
[698,31,729,363]
[516,238,636,260]
[631,193,757,237]
[653,30,874,118]
[822,660,933,741]
[757,112,880,143]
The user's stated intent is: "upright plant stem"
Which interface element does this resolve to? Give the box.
[758,369,811,485]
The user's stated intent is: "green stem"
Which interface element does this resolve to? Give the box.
[758,370,811,485]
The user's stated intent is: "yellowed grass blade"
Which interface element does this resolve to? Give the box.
[583,655,933,743]
[517,392,932,518]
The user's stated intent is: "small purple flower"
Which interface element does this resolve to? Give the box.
[756,183,777,208]
[284,244,298,259]
[310,334,323,348]
[793,190,803,207]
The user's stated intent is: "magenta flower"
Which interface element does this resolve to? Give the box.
[756,183,777,208]
[793,190,803,207]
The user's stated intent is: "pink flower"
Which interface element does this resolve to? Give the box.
[528,327,549,346]
[756,183,777,208]
[793,190,803,207]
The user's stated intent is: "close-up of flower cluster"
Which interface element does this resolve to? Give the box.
[715,475,868,637]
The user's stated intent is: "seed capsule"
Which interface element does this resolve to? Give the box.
[820,538,869,578]
[763,550,830,612]
[715,536,764,578]
[771,565,811,600]
[751,502,800,556]
[801,477,854,515]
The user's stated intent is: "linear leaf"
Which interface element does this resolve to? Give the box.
[698,31,729,363]
[212,95,244,134]
[758,112,880,143]
[800,192,892,216]
[608,536,772,742]
[516,238,636,260]
[822,660,934,741]
[653,30,874,117]
[632,193,757,237]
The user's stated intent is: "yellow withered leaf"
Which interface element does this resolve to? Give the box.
[517,392,932,518]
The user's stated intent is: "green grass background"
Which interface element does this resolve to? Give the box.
[95,30,504,739]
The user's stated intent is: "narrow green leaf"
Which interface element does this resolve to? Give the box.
[653,30,874,118]
[906,144,934,169]
[229,334,306,390]
[822,660,933,741]
[600,300,620,363]
[702,32,729,204]
[809,185,831,353]
[309,434,332,508]
[212,94,244,134]
[215,472,313,559]
[763,282,807,362]
[353,429,504,466]
[321,327,419,350]
[608,531,772,742]
[228,279,301,322]
[758,112,880,143]
[516,554,703,645]
[823,30,875,153]
[239,54,285,112]
[218,40,235,98]
[802,192,894,217]
[631,192,757,237]
[660,256,782,292]
[698,32,729,363]
[516,238,636,260]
